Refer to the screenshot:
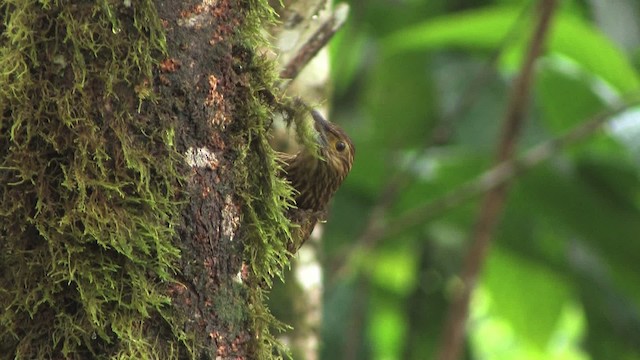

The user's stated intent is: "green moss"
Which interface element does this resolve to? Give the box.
[233,56,296,360]
[213,283,249,331]
[0,0,186,358]
[229,2,319,359]
[1,0,321,358]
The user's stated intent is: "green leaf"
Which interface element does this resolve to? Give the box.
[364,54,438,149]
[482,247,572,349]
[369,299,408,360]
[548,13,640,93]
[342,139,391,195]
[383,6,526,54]
[330,21,369,97]
[537,66,607,132]
[521,163,640,303]
[383,5,640,93]
[368,244,418,296]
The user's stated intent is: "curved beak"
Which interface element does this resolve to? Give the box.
[311,110,330,147]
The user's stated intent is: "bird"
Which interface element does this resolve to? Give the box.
[279,110,355,253]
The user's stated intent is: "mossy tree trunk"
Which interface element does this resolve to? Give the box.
[1,0,291,359]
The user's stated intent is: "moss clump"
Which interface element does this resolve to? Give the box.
[227,2,324,359]
[234,89,296,359]
[233,50,296,360]
[0,0,186,358]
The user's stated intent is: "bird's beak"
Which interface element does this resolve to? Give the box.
[311,110,330,147]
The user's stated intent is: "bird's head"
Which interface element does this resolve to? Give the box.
[311,110,355,182]
[282,110,355,212]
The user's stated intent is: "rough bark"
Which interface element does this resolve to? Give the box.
[156,0,292,358]
[1,0,292,358]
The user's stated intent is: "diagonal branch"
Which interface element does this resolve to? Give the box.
[331,96,638,283]
[382,98,637,240]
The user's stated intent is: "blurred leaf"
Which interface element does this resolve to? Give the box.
[369,298,407,360]
[520,163,640,292]
[324,190,370,257]
[368,244,418,296]
[499,149,640,357]
[548,304,589,360]
[400,242,449,360]
[342,139,391,196]
[589,0,640,54]
[392,150,489,216]
[608,109,640,163]
[470,294,589,360]
[548,11,640,93]
[322,279,367,360]
[482,248,572,349]
[569,240,640,360]
[383,5,640,93]
[576,155,640,213]
[383,6,527,53]
[323,1,640,359]
[537,65,607,132]
[430,54,510,151]
[364,54,438,149]
[330,21,370,97]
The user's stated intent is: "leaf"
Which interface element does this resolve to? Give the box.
[383,6,525,54]
[383,5,640,93]
[368,244,418,296]
[330,21,369,97]
[482,247,572,349]
[537,66,607,132]
[364,53,438,149]
[520,164,640,303]
[369,298,408,360]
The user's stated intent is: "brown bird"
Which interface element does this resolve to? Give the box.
[279,110,355,253]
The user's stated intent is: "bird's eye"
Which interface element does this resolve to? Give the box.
[335,141,346,152]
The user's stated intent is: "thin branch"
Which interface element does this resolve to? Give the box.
[383,98,638,240]
[279,3,349,81]
[436,1,557,359]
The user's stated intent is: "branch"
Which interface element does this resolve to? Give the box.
[332,90,637,287]
[383,99,637,240]
[279,3,349,82]
[436,1,557,359]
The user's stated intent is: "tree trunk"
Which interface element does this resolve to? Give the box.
[1,0,292,358]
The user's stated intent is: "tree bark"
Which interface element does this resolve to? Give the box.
[1,0,291,358]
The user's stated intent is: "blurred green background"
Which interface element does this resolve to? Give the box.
[318,0,640,359]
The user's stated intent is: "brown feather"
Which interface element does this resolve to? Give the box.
[279,112,355,252]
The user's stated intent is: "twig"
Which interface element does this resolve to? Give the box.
[279,3,349,81]
[436,1,557,359]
